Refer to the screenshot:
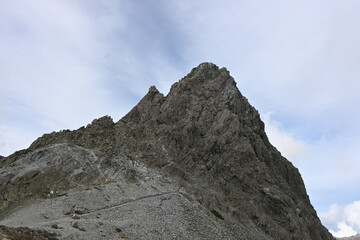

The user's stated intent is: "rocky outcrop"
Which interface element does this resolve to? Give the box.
[0,63,334,239]
[0,143,125,215]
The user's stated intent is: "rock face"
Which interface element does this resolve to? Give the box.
[0,63,334,239]
[0,225,58,240]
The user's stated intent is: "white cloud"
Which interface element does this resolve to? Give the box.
[320,201,360,237]
[330,222,357,238]
[345,201,360,230]
[262,112,308,160]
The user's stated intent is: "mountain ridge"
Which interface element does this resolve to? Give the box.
[0,62,334,239]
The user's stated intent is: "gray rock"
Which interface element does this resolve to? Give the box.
[0,143,265,239]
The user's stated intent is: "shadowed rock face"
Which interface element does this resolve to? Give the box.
[0,225,58,240]
[0,63,334,239]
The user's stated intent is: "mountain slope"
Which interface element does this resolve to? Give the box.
[0,63,334,239]
[2,144,265,240]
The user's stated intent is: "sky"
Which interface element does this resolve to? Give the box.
[0,0,359,237]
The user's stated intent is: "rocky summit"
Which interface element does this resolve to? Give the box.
[0,63,334,240]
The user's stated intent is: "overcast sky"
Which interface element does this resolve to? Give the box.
[1,0,359,237]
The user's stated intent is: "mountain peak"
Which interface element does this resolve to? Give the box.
[148,85,159,94]
[165,62,242,115]
[0,63,334,240]
[182,62,231,84]
[185,62,220,77]
[123,63,247,128]
[118,63,333,239]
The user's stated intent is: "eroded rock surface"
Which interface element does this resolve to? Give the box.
[0,63,334,239]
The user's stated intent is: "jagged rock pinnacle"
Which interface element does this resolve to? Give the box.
[148,85,159,94]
